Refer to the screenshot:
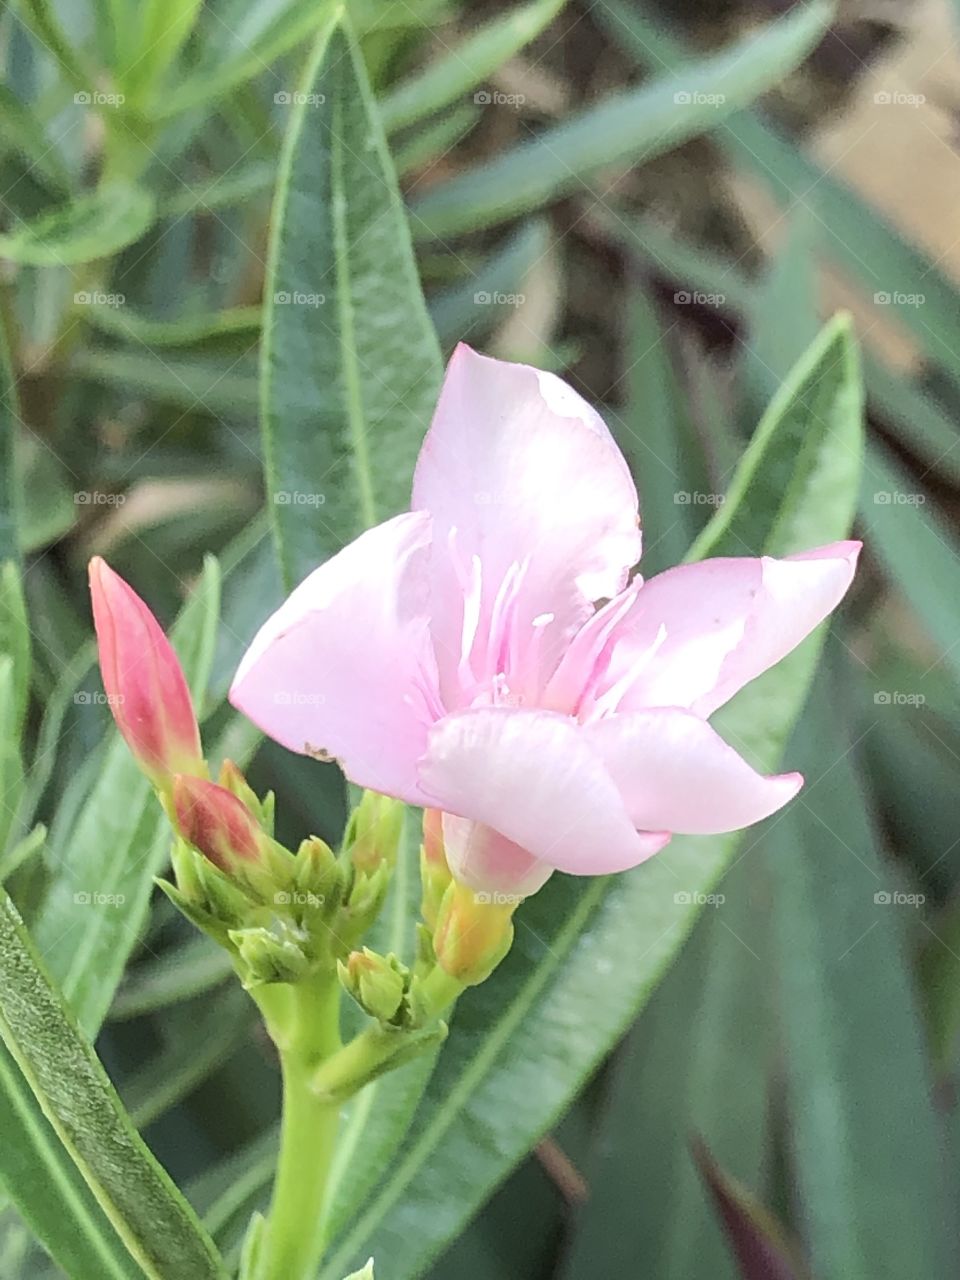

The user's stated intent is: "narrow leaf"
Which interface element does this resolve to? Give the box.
[411,1,833,239]
[0,886,228,1278]
[0,185,155,266]
[261,17,443,588]
[381,0,567,133]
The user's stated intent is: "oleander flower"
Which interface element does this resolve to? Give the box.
[230,346,859,897]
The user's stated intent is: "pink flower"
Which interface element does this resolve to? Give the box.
[230,346,859,897]
[89,557,204,789]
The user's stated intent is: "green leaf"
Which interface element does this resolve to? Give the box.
[429,219,550,346]
[0,85,70,195]
[122,987,253,1129]
[859,442,960,689]
[0,184,156,266]
[0,1042,142,1279]
[261,17,443,589]
[0,886,228,1278]
[81,302,261,347]
[768,677,956,1279]
[149,0,341,119]
[0,659,25,859]
[121,0,204,101]
[394,105,480,179]
[74,348,259,415]
[381,0,567,133]
[410,1,833,239]
[0,562,30,738]
[160,161,276,217]
[595,0,960,391]
[0,314,21,566]
[13,0,99,96]
[30,558,221,1038]
[110,934,234,1021]
[318,321,864,1279]
[617,285,709,573]
[562,855,777,1280]
[919,896,960,1072]
[689,315,863,561]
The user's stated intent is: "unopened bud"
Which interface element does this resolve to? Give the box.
[295,836,342,912]
[338,948,407,1023]
[172,775,265,873]
[432,880,516,986]
[344,791,403,874]
[420,809,452,929]
[230,923,311,986]
[88,557,204,789]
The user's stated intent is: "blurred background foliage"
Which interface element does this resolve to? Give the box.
[1,0,959,1276]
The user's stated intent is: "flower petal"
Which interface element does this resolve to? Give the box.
[585,710,802,835]
[230,512,439,803]
[418,707,670,879]
[602,541,860,718]
[412,345,641,703]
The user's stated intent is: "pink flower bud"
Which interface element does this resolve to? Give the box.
[172,775,264,872]
[89,557,204,788]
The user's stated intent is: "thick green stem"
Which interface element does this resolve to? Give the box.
[256,978,342,1280]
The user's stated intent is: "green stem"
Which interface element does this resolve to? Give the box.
[310,964,464,1101]
[256,978,342,1280]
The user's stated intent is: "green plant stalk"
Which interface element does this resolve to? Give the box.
[255,978,343,1280]
[254,963,463,1277]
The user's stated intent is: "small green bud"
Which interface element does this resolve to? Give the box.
[218,759,274,835]
[344,792,404,875]
[338,948,408,1023]
[155,876,233,947]
[229,922,311,987]
[295,836,342,909]
[337,860,390,952]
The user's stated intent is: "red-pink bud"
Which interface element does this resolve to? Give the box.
[172,775,264,872]
[88,556,203,788]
